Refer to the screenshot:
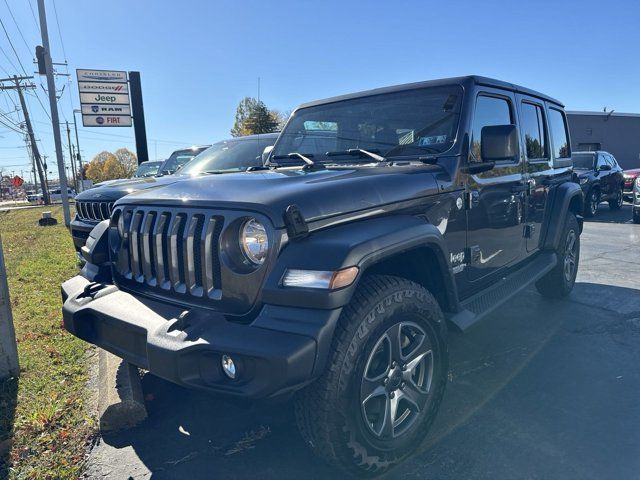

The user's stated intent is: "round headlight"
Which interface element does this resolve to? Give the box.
[240,218,269,265]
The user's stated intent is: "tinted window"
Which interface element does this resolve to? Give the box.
[520,102,547,160]
[548,108,570,159]
[471,95,513,162]
[573,153,595,169]
[596,154,607,169]
[273,86,463,163]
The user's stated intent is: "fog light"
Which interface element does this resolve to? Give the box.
[221,354,236,379]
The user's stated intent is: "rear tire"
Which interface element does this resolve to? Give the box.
[295,275,448,477]
[584,188,599,217]
[608,188,623,210]
[536,212,580,299]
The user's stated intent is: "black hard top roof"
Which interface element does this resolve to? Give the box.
[298,75,564,110]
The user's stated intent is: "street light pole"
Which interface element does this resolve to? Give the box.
[37,0,71,226]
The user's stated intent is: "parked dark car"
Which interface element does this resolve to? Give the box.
[573,151,624,217]
[633,177,640,223]
[62,76,583,476]
[156,146,209,176]
[70,133,278,251]
[133,160,164,178]
[623,168,640,202]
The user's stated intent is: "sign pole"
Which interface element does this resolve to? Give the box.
[0,235,19,380]
[128,72,149,165]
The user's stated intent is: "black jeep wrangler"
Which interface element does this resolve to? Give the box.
[61,76,583,476]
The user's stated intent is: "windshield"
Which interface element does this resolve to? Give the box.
[179,136,276,175]
[271,86,462,164]
[134,162,162,177]
[573,153,595,169]
[160,148,207,174]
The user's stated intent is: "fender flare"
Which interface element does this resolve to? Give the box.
[261,215,459,311]
[542,181,584,251]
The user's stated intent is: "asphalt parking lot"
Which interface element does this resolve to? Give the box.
[85,204,640,480]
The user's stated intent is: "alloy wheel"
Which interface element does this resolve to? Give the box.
[563,230,578,282]
[360,322,434,440]
[590,192,599,215]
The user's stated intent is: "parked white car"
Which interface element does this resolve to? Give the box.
[49,188,76,202]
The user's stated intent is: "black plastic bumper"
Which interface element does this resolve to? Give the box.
[61,275,342,399]
[70,217,98,251]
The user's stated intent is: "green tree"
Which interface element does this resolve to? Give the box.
[231,97,280,136]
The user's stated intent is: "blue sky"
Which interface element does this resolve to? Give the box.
[1,0,639,178]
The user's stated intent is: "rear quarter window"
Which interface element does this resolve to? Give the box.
[548,108,570,160]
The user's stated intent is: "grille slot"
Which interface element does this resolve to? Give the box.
[113,207,224,299]
[76,200,115,221]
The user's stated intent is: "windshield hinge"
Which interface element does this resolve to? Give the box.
[283,205,309,240]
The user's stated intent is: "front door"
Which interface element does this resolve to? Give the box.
[466,92,526,284]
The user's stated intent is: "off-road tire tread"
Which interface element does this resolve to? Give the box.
[294,275,447,477]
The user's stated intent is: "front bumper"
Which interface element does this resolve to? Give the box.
[70,217,99,251]
[61,275,341,399]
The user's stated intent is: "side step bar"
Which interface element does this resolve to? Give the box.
[448,253,558,331]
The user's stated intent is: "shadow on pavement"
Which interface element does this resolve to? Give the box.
[583,203,634,224]
[0,376,18,479]
[97,283,640,479]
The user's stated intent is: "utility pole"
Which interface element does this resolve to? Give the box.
[65,121,77,190]
[0,234,19,380]
[37,0,70,226]
[72,109,83,190]
[3,76,50,204]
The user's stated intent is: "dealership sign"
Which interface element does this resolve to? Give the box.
[77,69,131,127]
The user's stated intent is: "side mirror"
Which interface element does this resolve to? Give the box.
[598,164,611,171]
[262,145,274,164]
[480,124,519,162]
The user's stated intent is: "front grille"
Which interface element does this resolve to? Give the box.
[112,206,224,300]
[76,200,114,221]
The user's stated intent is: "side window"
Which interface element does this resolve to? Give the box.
[520,102,548,160]
[548,108,570,159]
[596,154,607,169]
[471,95,513,163]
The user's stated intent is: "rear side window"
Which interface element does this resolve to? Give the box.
[520,102,548,160]
[471,95,513,162]
[548,108,570,159]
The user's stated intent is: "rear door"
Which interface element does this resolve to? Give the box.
[596,153,611,197]
[516,96,552,252]
[465,90,527,284]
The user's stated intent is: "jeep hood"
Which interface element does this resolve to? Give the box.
[117,166,442,228]
[76,175,182,202]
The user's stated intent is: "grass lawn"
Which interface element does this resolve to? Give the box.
[0,206,93,479]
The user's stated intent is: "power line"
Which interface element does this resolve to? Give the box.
[27,0,39,31]
[3,0,32,55]
[51,0,66,61]
[0,17,28,76]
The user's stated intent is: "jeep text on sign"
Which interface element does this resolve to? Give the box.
[79,92,130,105]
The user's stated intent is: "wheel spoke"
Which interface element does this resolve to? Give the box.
[400,383,423,413]
[363,334,391,382]
[405,349,432,375]
[380,393,396,438]
[387,323,403,362]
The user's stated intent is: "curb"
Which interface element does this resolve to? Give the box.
[97,349,147,431]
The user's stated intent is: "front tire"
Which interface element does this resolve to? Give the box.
[536,212,580,299]
[633,208,640,224]
[608,187,623,210]
[295,275,448,477]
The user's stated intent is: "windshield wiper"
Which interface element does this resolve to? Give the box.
[326,148,386,162]
[272,152,316,167]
